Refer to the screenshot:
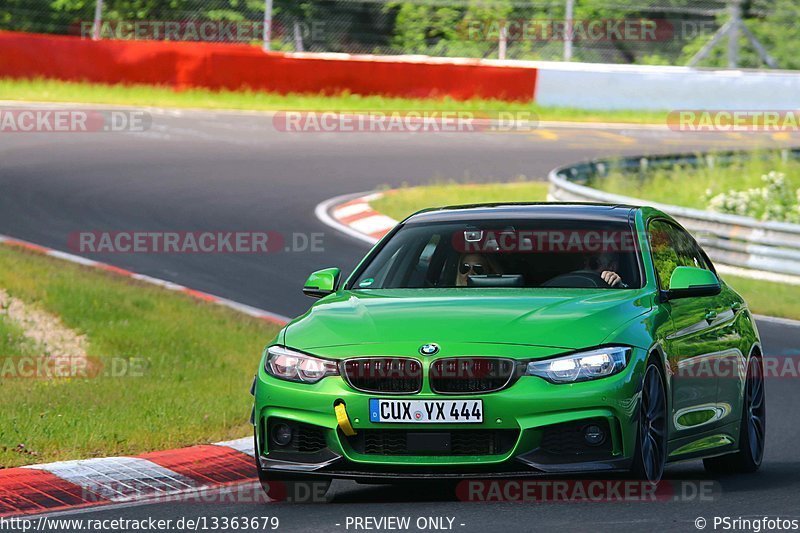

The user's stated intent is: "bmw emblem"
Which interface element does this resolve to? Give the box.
[419,343,439,356]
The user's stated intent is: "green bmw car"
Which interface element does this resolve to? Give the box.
[252,203,765,499]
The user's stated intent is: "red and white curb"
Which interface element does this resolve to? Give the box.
[0,438,257,517]
[315,191,397,246]
[0,234,290,326]
[0,234,290,516]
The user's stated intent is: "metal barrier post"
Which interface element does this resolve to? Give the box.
[263,0,274,51]
[92,0,104,41]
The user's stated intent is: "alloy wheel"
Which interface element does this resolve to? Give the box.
[745,356,766,466]
[639,364,667,482]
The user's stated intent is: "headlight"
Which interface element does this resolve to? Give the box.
[525,346,630,384]
[265,345,339,384]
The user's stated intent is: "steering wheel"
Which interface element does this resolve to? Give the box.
[541,270,610,288]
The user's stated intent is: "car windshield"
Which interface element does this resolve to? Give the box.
[351,218,642,290]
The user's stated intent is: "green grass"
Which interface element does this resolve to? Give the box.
[0,246,279,468]
[370,179,550,221]
[722,275,800,321]
[592,154,800,210]
[0,315,37,358]
[0,77,668,124]
[368,180,800,321]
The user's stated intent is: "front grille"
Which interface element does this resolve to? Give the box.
[267,418,327,453]
[430,358,517,394]
[348,430,519,456]
[343,358,422,394]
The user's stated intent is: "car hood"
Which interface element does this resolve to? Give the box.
[285,288,652,354]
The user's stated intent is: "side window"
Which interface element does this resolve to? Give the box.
[648,220,677,289]
[649,220,713,289]
[648,220,710,290]
[671,226,712,273]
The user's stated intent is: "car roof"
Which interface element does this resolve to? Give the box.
[404,202,639,224]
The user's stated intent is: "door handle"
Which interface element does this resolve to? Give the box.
[704,310,718,323]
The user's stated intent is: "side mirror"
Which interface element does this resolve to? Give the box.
[664,266,721,300]
[303,267,341,299]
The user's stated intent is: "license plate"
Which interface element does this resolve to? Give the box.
[369,399,483,423]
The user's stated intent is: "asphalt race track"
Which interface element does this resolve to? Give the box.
[2,104,800,532]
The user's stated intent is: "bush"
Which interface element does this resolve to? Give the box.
[706,171,800,223]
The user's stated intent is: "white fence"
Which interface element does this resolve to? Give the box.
[532,61,800,110]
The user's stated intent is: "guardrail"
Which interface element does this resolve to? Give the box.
[547,148,800,279]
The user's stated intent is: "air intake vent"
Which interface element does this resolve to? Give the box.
[348,429,519,456]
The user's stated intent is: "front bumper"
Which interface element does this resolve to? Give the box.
[253,348,645,478]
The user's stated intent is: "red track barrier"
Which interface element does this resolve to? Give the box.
[0,31,537,102]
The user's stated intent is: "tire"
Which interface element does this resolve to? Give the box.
[630,359,668,483]
[704,355,765,475]
[254,432,333,503]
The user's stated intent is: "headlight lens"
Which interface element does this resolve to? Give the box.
[265,345,339,384]
[526,346,630,384]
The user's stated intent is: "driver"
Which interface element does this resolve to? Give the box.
[586,252,626,288]
[456,253,498,287]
